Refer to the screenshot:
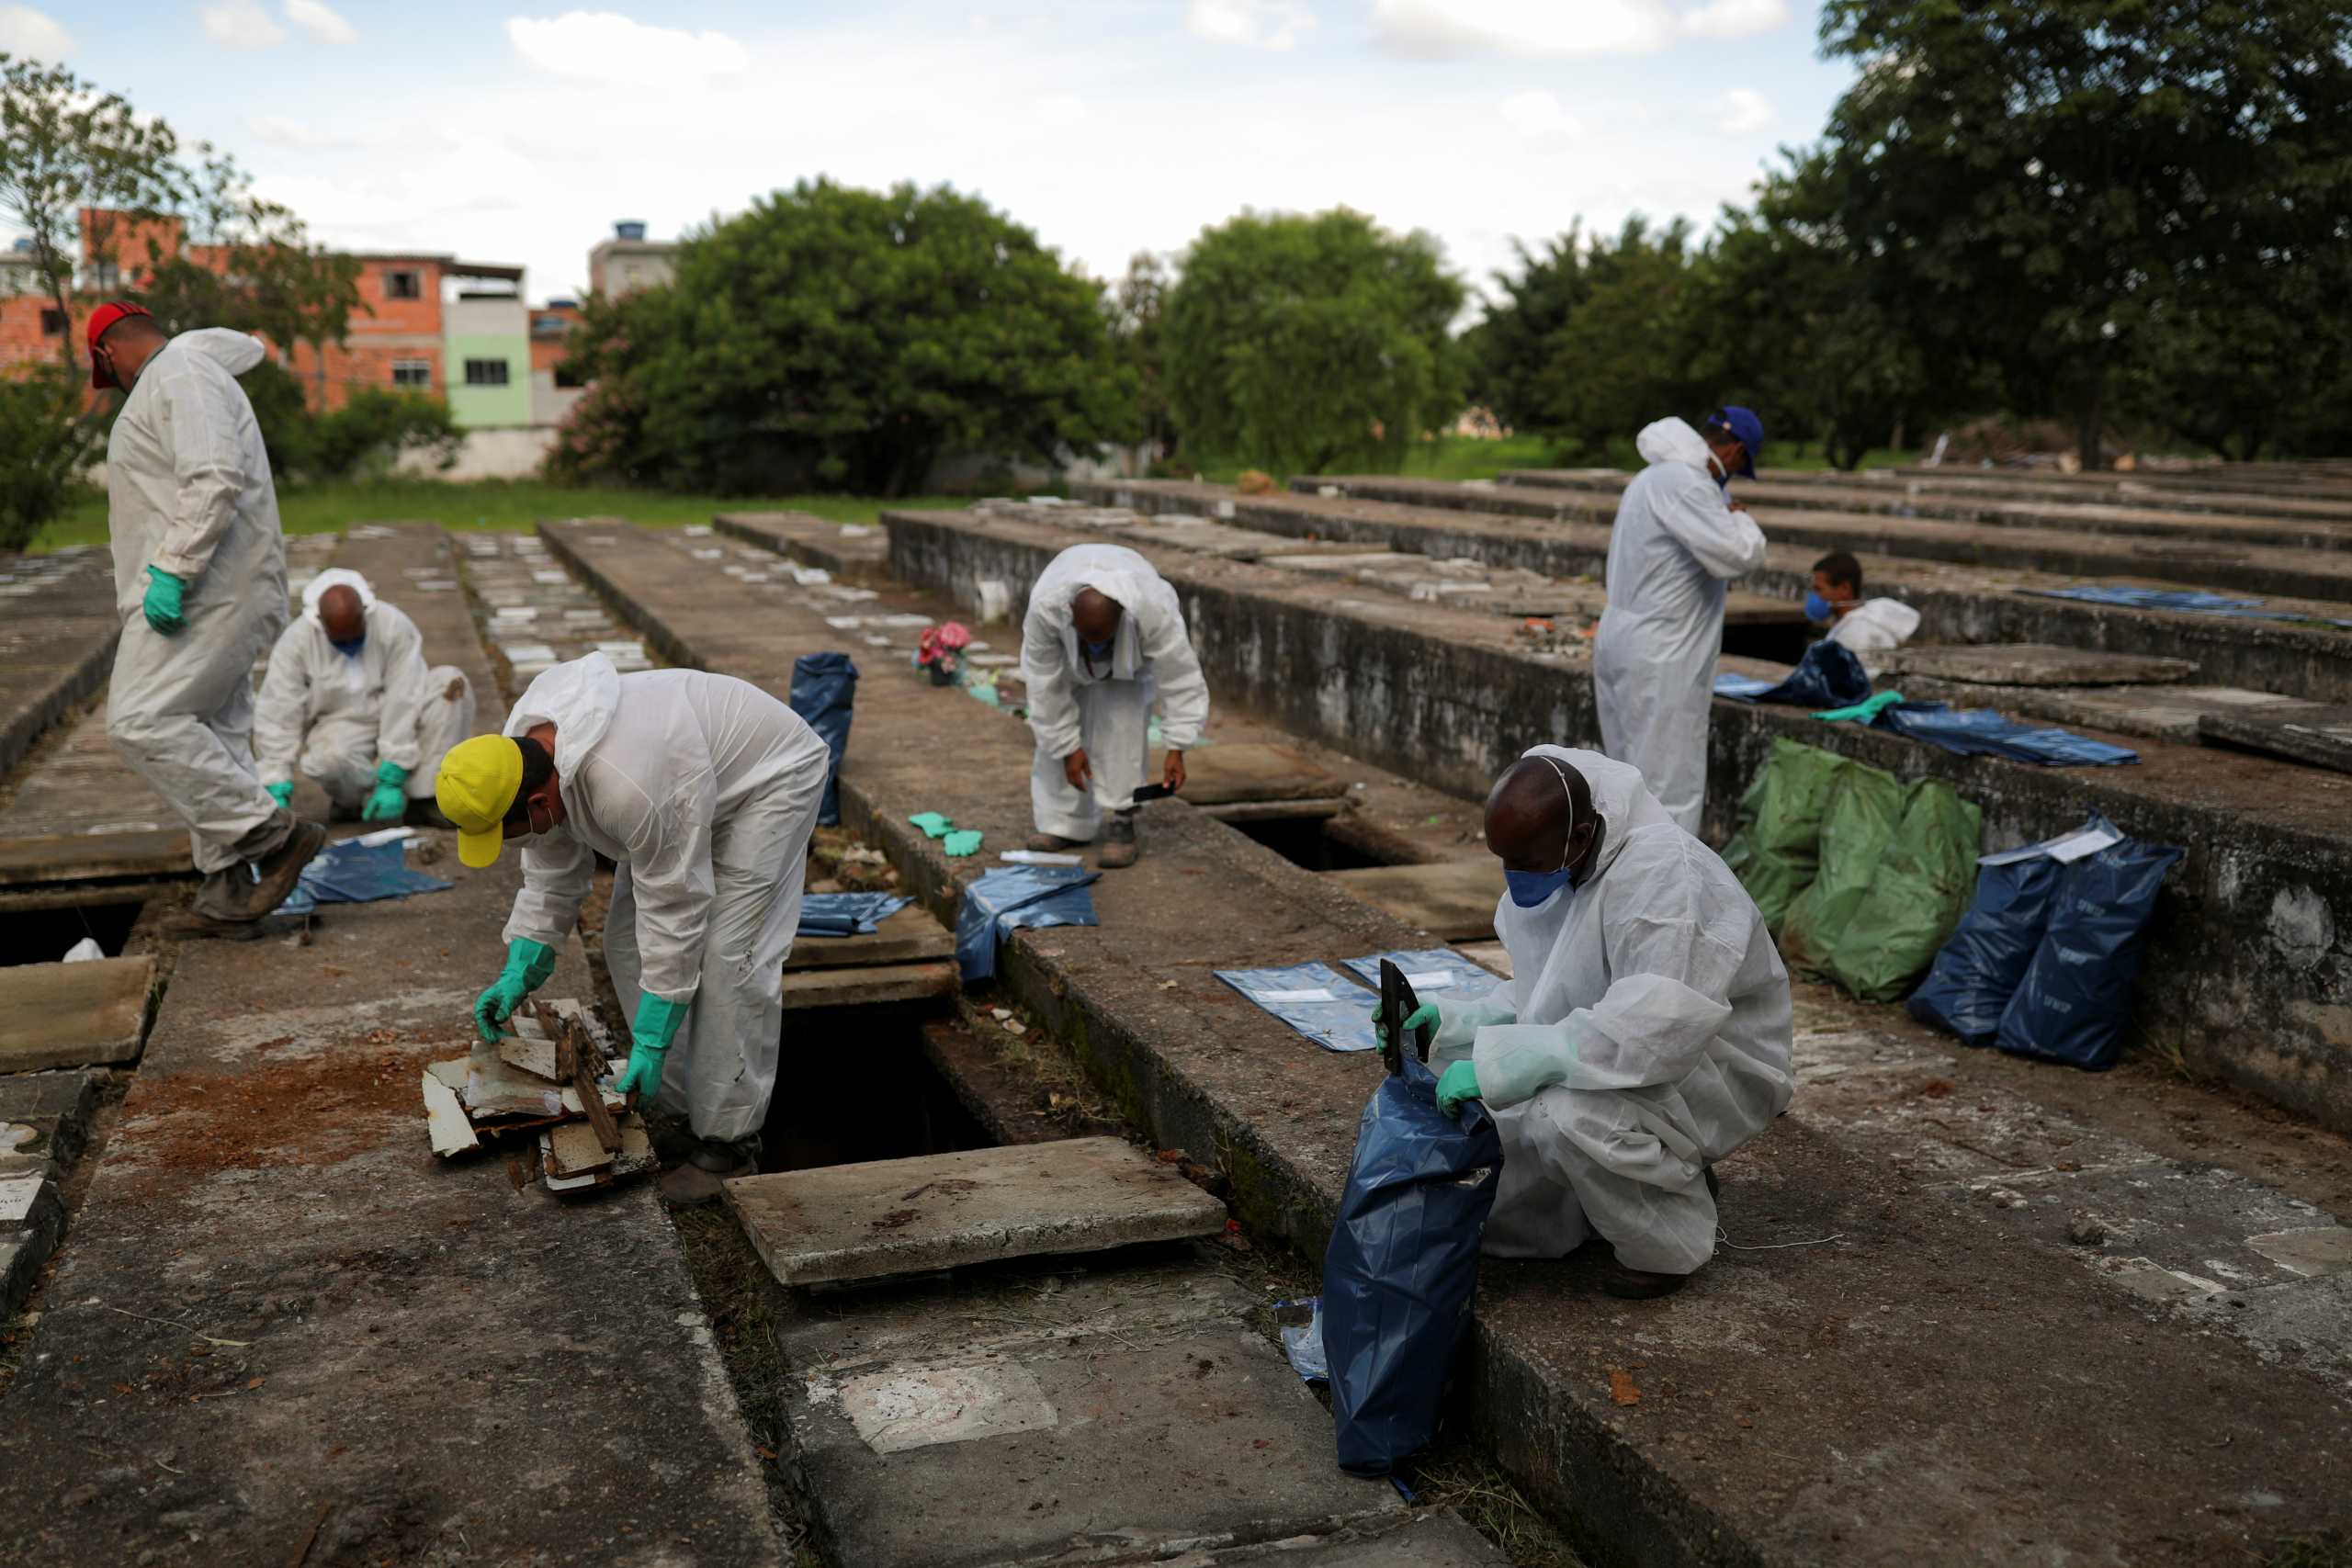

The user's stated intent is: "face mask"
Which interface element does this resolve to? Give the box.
[1081,638,1114,660]
[1803,592,1833,622]
[1505,867,1573,908]
[331,636,366,658]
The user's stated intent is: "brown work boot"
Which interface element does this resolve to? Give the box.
[658,1137,757,1208]
[1025,831,1082,852]
[1600,1260,1698,1301]
[224,818,327,919]
[1096,811,1137,869]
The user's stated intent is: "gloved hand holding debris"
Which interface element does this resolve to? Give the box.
[475,937,558,1043]
[266,781,294,810]
[615,993,687,1100]
[1370,1000,1442,1054]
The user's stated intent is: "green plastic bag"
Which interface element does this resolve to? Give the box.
[1779,761,1902,976]
[1722,739,1853,933]
[1823,781,1981,1001]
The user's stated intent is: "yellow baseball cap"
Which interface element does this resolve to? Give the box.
[437,734,524,869]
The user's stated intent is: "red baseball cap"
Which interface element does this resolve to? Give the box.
[85,301,153,389]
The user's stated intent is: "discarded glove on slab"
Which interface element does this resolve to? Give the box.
[908,812,954,839]
[1813,690,1905,725]
[943,829,984,857]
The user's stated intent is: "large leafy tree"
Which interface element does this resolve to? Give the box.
[551,179,1136,495]
[1161,209,1464,476]
[1468,226,1594,438]
[1106,252,1175,459]
[1810,0,2352,466]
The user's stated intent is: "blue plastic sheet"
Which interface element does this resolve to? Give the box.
[1323,1055,1502,1477]
[954,865,1101,982]
[1214,962,1378,1053]
[797,891,911,938]
[2025,584,2352,630]
[1339,949,1504,1009]
[788,652,858,827]
[1996,837,2184,1071]
[1713,640,1871,709]
[1713,672,1781,700]
[1871,702,2140,766]
[277,836,450,917]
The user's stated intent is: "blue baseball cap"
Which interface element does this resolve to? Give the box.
[1704,406,1763,479]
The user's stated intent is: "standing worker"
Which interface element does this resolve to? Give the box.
[90,303,324,932]
[254,568,475,825]
[1021,543,1209,868]
[436,653,831,1205]
[1591,407,1769,835]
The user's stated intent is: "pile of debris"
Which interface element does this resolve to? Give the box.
[418,998,655,1192]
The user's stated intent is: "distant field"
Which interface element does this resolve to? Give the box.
[1172,434,1923,487]
[32,480,965,554]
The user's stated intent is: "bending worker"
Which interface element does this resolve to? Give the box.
[1591,408,1769,834]
[1381,746,1792,1299]
[436,652,831,1205]
[1021,543,1209,869]
[254,568,474,826]
[91,302,324,932]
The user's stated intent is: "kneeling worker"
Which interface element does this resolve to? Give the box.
[254,568,475,825]
[1806,550,1919,677]
[1022,543,1209,868]
[437,652,831,1204]
[1381,746,1792,1298]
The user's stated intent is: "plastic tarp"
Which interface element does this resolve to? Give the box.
[1905,817,2126,1046]
[797,891,911,939]
[1778,760,1902,976]
[1712,640,1871,709]
[277,835,451,917]
[1322,1054,1502,1477]
[1338,949,1504,1008]
[2024,584,2352,631]
[788,652,858,827]
[1817,779,1980,1001]
[1870,702,2140,767]
[1276,1297,1329,1383]
[954,865,1101,982]
[1214,963,1378,1053]
[1996,835,2185,1071]
[1722,739,1852,932]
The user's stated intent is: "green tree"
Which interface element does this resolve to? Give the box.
[1161,209,1464,476]
[550,179,1135,495]
[1107,252,1175,458]
[1524,217,1717,463]
[2117,246,2352,460]
[1469,225,1593,438]
[1811,0,2352,466]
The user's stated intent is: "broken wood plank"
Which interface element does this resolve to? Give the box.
[497,1031,560,1081]
[0,956,155,1074]
[461,1055,568,1120]
[572,1049,623,1154]
[782,959,959,1010]
[547,1120,614,1177]
[422,1069,480,1157]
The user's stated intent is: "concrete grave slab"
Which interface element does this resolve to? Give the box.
[1943,682,2325,744]
[1326,861,1500,941]
[1151,1513,1507,1566]
[786,902,956,971]
[2199,703,2352,774]
[781,957,959,1009]
[0,1067,102,1165]
[0,955,153,1073]
[727,1135,1228,1286]
[1878,642,2199,686]
[1154,741,1344,807]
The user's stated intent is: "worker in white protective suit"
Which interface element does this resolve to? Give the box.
[1807,550,1921,679]
[90,302,325,934]
[1376,746,1792,1299]
[1021,544,1210,869]
[435,653,831,1205]
[254,568,475,827]
[1591,408,1770,835]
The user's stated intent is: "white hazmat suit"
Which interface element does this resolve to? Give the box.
[1021,544,1210,841]
[1591,418,1769,835]
[499,655,831,1144]
[1824,598,1923,678]
[254,569,475,812]
[103,328,291,874]
[1429,747,1793,1275]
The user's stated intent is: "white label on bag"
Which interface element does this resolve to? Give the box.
[1403,970,1458,988]
[1262,987,1337,1004]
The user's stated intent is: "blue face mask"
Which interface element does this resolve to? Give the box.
[1803,591,1833,622]
[1081,638,1114,660]
[331,636,366,658]
[1505,867,1573,908]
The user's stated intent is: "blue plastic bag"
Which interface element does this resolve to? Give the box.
[1719,640,1871,710]
[1215,962,1379,1053]
[954,865,1101,982]
[797,891,911,938]
[788,652,858,827]
[1907,858,2064,1047]
[1995,838,2184,1070]
[1322,1055,1502,1477]
[277,836,450,916]
[1871,703,2140,766]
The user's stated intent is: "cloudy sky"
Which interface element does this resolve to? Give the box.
[6,1,1855,306]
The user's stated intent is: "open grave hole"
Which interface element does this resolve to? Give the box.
[0,899,144,967]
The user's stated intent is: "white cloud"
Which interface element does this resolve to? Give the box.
[1186,0,1314,51]
[283,0,356,45]
[1715,85,1770,132]
[200,0,288,49]
[1373,0,1671,59]
[1498,89,1583,145]
[1679,0,1791,39]
[0,4,71,58]
[506,12,751,84]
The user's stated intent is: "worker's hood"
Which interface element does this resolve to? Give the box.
[300,567,377,627]
[1061,563,1141,626]
[167,327,269,378]
[1634,416,1713,476]
[504,651,619,777]
[1520,744,1677,882]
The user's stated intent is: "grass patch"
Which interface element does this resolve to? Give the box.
[31,479,966,553]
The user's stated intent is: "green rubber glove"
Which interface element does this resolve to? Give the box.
[361,758,410,822]
[908,812,954,839]
[1436,1060,1483,1120]
[142,567,187,635]
[943,829,983,857]
[1811,690,1905,725]
[265,781,294,810]
[1370,1000,1442,1053]
[474,937,559,1043]
[614,993,688,1100]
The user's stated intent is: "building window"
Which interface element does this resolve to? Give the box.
[463,358,510,388]
[384,270,422,300]
[40,308,65,335]
[390,359,431,389]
